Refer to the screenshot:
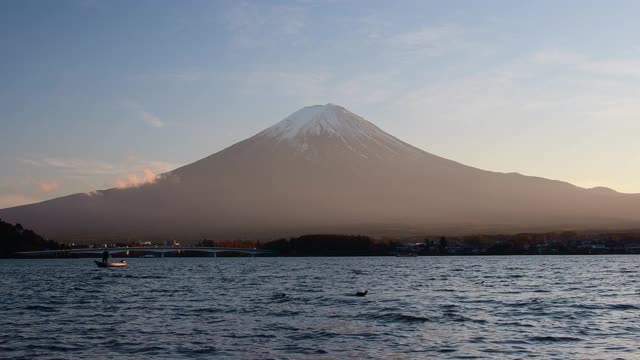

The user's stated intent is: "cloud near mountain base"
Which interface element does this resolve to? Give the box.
[115,168,158,189]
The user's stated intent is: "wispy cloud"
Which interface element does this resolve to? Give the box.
[239,71,329,104]
[27,157,176,175]
[142,111,164,128]
[380,46,640,193]
[532,50,586,66]
[120,100,166,128]
[21,156,180,190]
[354,13,393,42]
[333,72,400,107]
[382,25,492,59]
[0,194,39,209]
[223,2,307,48]
[236,69,400,108]
[533,50,640,77]
[38,181,60,193]
[115,167,158,189]
[28,158,120,175]
[387,26,455,48]
[155,69,210,82]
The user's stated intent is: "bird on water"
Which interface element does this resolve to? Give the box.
[355,290,368,297]
[272,292,287,299]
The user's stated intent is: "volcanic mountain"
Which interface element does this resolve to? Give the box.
[2,104,640,241]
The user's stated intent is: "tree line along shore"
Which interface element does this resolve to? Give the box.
[3,218,640,258]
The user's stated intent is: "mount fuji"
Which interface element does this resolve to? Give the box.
[2,104,640,242]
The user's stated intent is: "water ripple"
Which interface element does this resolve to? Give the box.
[1,256,640,359]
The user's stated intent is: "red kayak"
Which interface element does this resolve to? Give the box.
[95,260,127,268]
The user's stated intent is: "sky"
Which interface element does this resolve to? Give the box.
[2,0,640,208]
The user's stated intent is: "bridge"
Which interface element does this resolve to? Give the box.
[16,246,273,257]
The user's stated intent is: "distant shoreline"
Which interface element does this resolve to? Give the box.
[7,252,640,260]
[4,220,640,258]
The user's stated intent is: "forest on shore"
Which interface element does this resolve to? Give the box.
[0,219,66,257]
[3,218,640,257]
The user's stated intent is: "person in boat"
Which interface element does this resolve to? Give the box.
[102,250,109,263]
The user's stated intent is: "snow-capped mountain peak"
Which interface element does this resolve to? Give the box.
[259,103,383,141]
[254,103,422,160]
[3,103,640,242]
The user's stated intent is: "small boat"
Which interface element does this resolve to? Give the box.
[95,260,127,268]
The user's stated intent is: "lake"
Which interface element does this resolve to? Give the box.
[1,256,639,359]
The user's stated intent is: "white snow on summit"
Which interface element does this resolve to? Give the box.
[260,104,383,140]
[256,103,422,159]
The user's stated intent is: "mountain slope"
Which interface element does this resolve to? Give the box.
[2,104,640,241]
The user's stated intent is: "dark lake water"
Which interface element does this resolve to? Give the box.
[1,256,640,359]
